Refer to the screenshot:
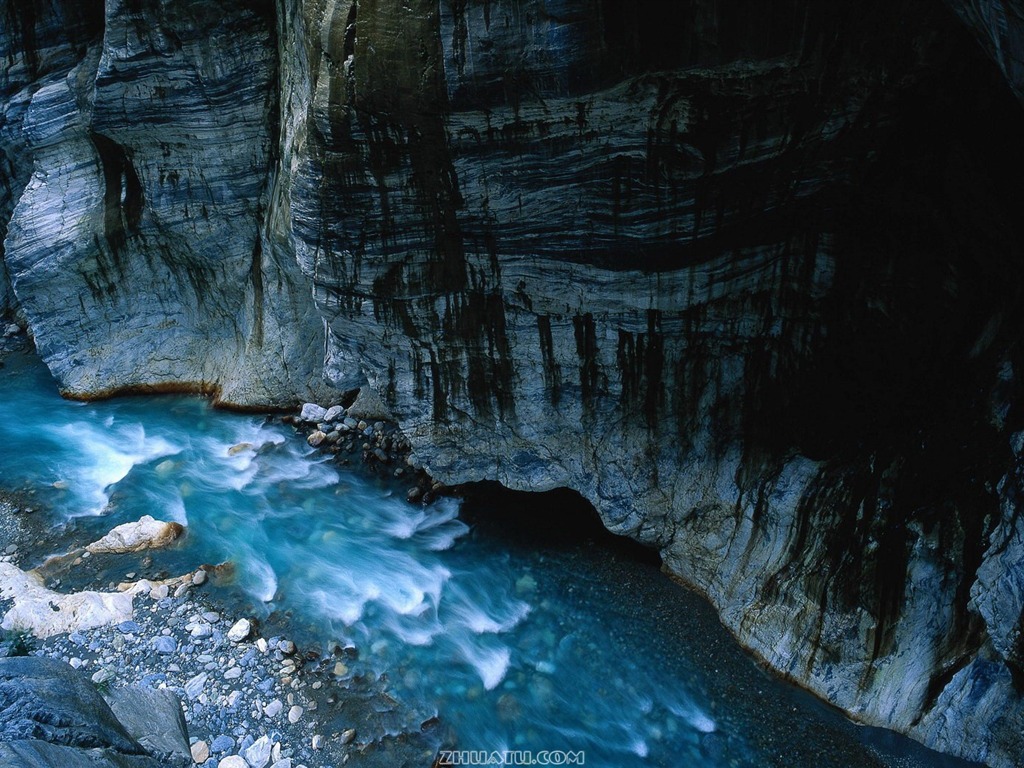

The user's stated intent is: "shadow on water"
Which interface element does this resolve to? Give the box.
[458,481,661,559]
[457,482,984,768]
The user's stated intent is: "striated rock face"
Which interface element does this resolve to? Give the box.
[945,0,1024,103]
[282,1,1024,764]
[0,0,332,406]
[5,0,1024,764]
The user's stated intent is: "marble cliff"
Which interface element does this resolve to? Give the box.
[3,1,1024,764]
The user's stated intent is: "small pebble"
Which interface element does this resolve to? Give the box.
[152,636,177,654]
[227,619,252,643]
[191,740,210,763]
[242,735,273,768]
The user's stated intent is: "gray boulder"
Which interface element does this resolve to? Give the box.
[0,657,190,768]
[0,740,167,768]
[298,403,327,423]
[0,657,143,754]
[104,686,191,766]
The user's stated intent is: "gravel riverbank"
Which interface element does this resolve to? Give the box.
[0,502,445,768]
[0,337,447,768]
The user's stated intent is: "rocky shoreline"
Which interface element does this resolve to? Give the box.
[0,346,447,768]
[1,509,445,768]
[282,395,452,508]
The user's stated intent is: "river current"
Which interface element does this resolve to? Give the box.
[0,349,977,768]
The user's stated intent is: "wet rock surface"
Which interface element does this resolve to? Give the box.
[285,399,443,504]
[85,516,185,555]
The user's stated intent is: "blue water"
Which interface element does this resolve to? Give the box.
[0,350,976,768]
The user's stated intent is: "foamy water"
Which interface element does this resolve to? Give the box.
[0,351,973,768]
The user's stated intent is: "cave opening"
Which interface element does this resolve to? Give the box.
[457,480,662,567]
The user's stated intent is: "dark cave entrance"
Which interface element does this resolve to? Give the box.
[456,481,662,567]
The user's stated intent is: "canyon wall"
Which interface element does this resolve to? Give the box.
[0,0,332,405]
[4,1,1024,764]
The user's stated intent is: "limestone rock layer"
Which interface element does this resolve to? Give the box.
[4,1,1024,765]
[0,0,332,406]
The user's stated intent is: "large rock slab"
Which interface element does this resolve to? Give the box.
[103,686,191,767]
[0,562,134,638]
[0,740,167,768]
[0,657,190,768]
[0,657,143,753]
